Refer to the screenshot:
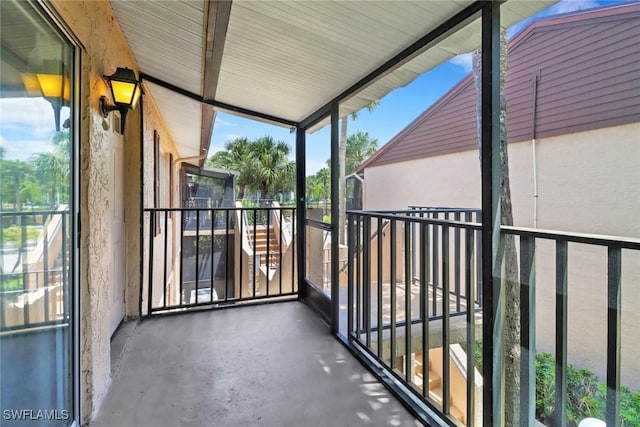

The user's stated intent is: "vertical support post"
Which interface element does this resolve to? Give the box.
[606,246,621,426]
[330,103,340,334]
[481,3,502,426]
[296,127,306,300]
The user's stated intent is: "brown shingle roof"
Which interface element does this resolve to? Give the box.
[360,2,640,172]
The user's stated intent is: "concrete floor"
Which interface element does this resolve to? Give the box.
[91,302,422,427]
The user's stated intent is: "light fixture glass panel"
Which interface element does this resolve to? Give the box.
[110,80,137,105]
[36,73,70,101]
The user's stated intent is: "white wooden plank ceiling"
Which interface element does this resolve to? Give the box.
[109,0,556,158]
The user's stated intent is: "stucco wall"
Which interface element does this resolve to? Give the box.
[49,1,179,422]
[363,122,640,388]
[141,95,181,313]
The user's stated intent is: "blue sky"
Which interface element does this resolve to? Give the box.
[208,0,629,175]
[0,0,628,168]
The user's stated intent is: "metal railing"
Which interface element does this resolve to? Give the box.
[502,225,640,427]
[143,206,297,316]
[0,210,71,332]
[347,208,482,425]
[347,208,640,426]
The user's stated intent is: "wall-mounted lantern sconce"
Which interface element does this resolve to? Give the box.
[21,59,70,132]
[100,67,142,133]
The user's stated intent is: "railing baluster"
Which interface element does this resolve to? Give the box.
[442,225,450,416]
[405,220,412,383]
[421,222,429,399]
[163,210,169,308]
[390,219,397,370]
[225,209,230,301]
[210,208,215,303]
[21,215,29,326]
[195,210,200,305]
[61,212,68,321]
[606,245,621,426]
[179,210,185,307]
[239,208,244,299]
[356,215,362,338]
[454,212,461,314]
[43,218,50,322]
[432,224,439,317]
[377,217,383,358]
[253,209,257,297]
[519,235,536,427]
[347,214,355,339]
[466,226,475,427]
[291,208,296,294]
[148,211,155,315]
[554,240,568,427]
[266,208,270,296]
[279,208,283,295]
[364,217,372,349]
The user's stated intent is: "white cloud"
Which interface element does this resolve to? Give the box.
[223,133,243,141]
[0,98,63,161]
[214,116,234,126]
[551,0,600,14]
[449,52,473,73]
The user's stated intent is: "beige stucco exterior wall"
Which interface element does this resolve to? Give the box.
[141,94,181,313]
[49,1,181,422]
[364,150,482,211]
[363,122,640,388]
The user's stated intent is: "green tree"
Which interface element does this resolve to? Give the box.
[207,136,296,202]
[32,129,70,206]
[248,136,294,201]
[306,167,330,212]
[206,137,252,199]
[345,131,378,175]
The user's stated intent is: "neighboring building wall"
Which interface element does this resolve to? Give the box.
[363,122,640,388]
[364,149,481,211]
[50,1,181,422]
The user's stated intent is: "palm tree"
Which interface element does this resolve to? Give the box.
[32,129,71,206]
[207,137,252,199]
[473,30,521,426]
[339,100,379,244]
[345,131,378,175]
[248,136,294,201]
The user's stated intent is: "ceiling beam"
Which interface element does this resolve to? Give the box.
[200,0,233,164]
[140,72,298,128]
